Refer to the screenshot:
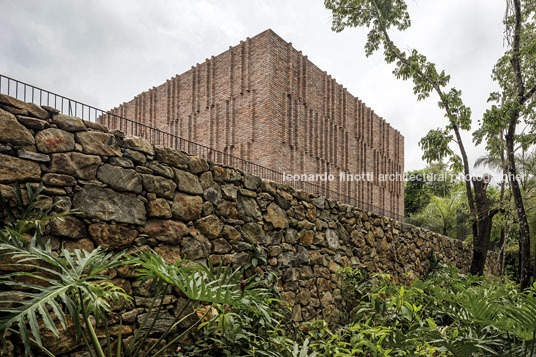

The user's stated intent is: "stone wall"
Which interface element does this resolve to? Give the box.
[0,93,498,355]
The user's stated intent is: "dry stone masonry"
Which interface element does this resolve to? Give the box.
[0,93,498,355]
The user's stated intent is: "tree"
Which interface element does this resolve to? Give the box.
[408,191,464,236]
[404,162,455,216]
[476,0,536,288]
[324,0,502,276]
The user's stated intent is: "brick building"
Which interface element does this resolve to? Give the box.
[106,29,404,218]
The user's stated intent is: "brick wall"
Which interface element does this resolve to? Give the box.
[105,29,405,218]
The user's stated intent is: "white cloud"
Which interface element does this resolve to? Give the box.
[0,0,507,172]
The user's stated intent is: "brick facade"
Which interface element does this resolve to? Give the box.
[106,29,404,218]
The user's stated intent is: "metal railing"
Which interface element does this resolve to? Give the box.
[0,74,404,221]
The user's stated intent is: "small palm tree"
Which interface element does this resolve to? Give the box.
[0,240,129,356]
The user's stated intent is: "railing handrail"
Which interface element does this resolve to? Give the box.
[0,74,404,222]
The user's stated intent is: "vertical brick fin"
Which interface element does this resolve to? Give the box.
[193,112,198,141]
[326,117,330,163]
[251,89,256,141]
[331,78,336,124]
[229,46,234,98]
[342,88,347,129]
[309,109,315,157]
[328,121,332,164]
[205,59,210,109]
[149,90,153,128]
[247,141,252,160]
[304,107,308,153]
[176,75,180,125]
[142,92,147,136]
[246,37,251,92]
[210,57,216,107]
[322,72,327,120]
[360,101,364,141]
[287,96,292,147]
[231,98,236,147]
[286,42,292,94]
[215,104,220,149]
[334,123,338,166]
[345,132,349,171]
[315,112,319,159]
[370,110,374,147]
[290,149,294,175]
[197,64,201,113]
[300,152,304,175]
[327,75,331,121]
[166,80,171,125]
[320,115,324,159]
[293,99,298,149]
[303,55,308,104]
[297,51,302,101]
[282,93,287,144]
[171,77,177,128]
[353,98,358,138]
[381,119,385,154]
[191,66,196,112]
[240,41,245,95]
[153,90,157,128]
[134,96,138,124]
[225,100,230,148]
[187,114,192,141]
[209,105,214,149]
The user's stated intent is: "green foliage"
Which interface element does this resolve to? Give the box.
[404,162,457,216]
[0,243,129,356]
[407,189,466,238]
[177,264,536,356]
[0,183,70,247]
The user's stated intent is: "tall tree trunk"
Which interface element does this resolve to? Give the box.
[506,127,532,288]
[509,0,533,290]
[498,131,508,277]
[469,178,498,275]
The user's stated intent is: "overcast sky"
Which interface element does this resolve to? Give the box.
[0,0,507,174]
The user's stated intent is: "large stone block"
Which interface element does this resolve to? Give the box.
[97,164,142,193]
[265,202,288,229]
[144,219,188,244]
[171,192,202,221]
[141,174,176,199]
[52,114,86,132]
[173,168,203,194]
[123,136,154,155]
[35,128,75,153]
[73,186,146,225]
[50,152,102,180]
[237,195,262,222]
[195,214,223,239]
[0,153,41,183]
[155,146,189,168]
[0,109,35,146]
[89,223,139,249]
[0,94,48,119]
[49,216,86,239]
[76,131,121,156]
